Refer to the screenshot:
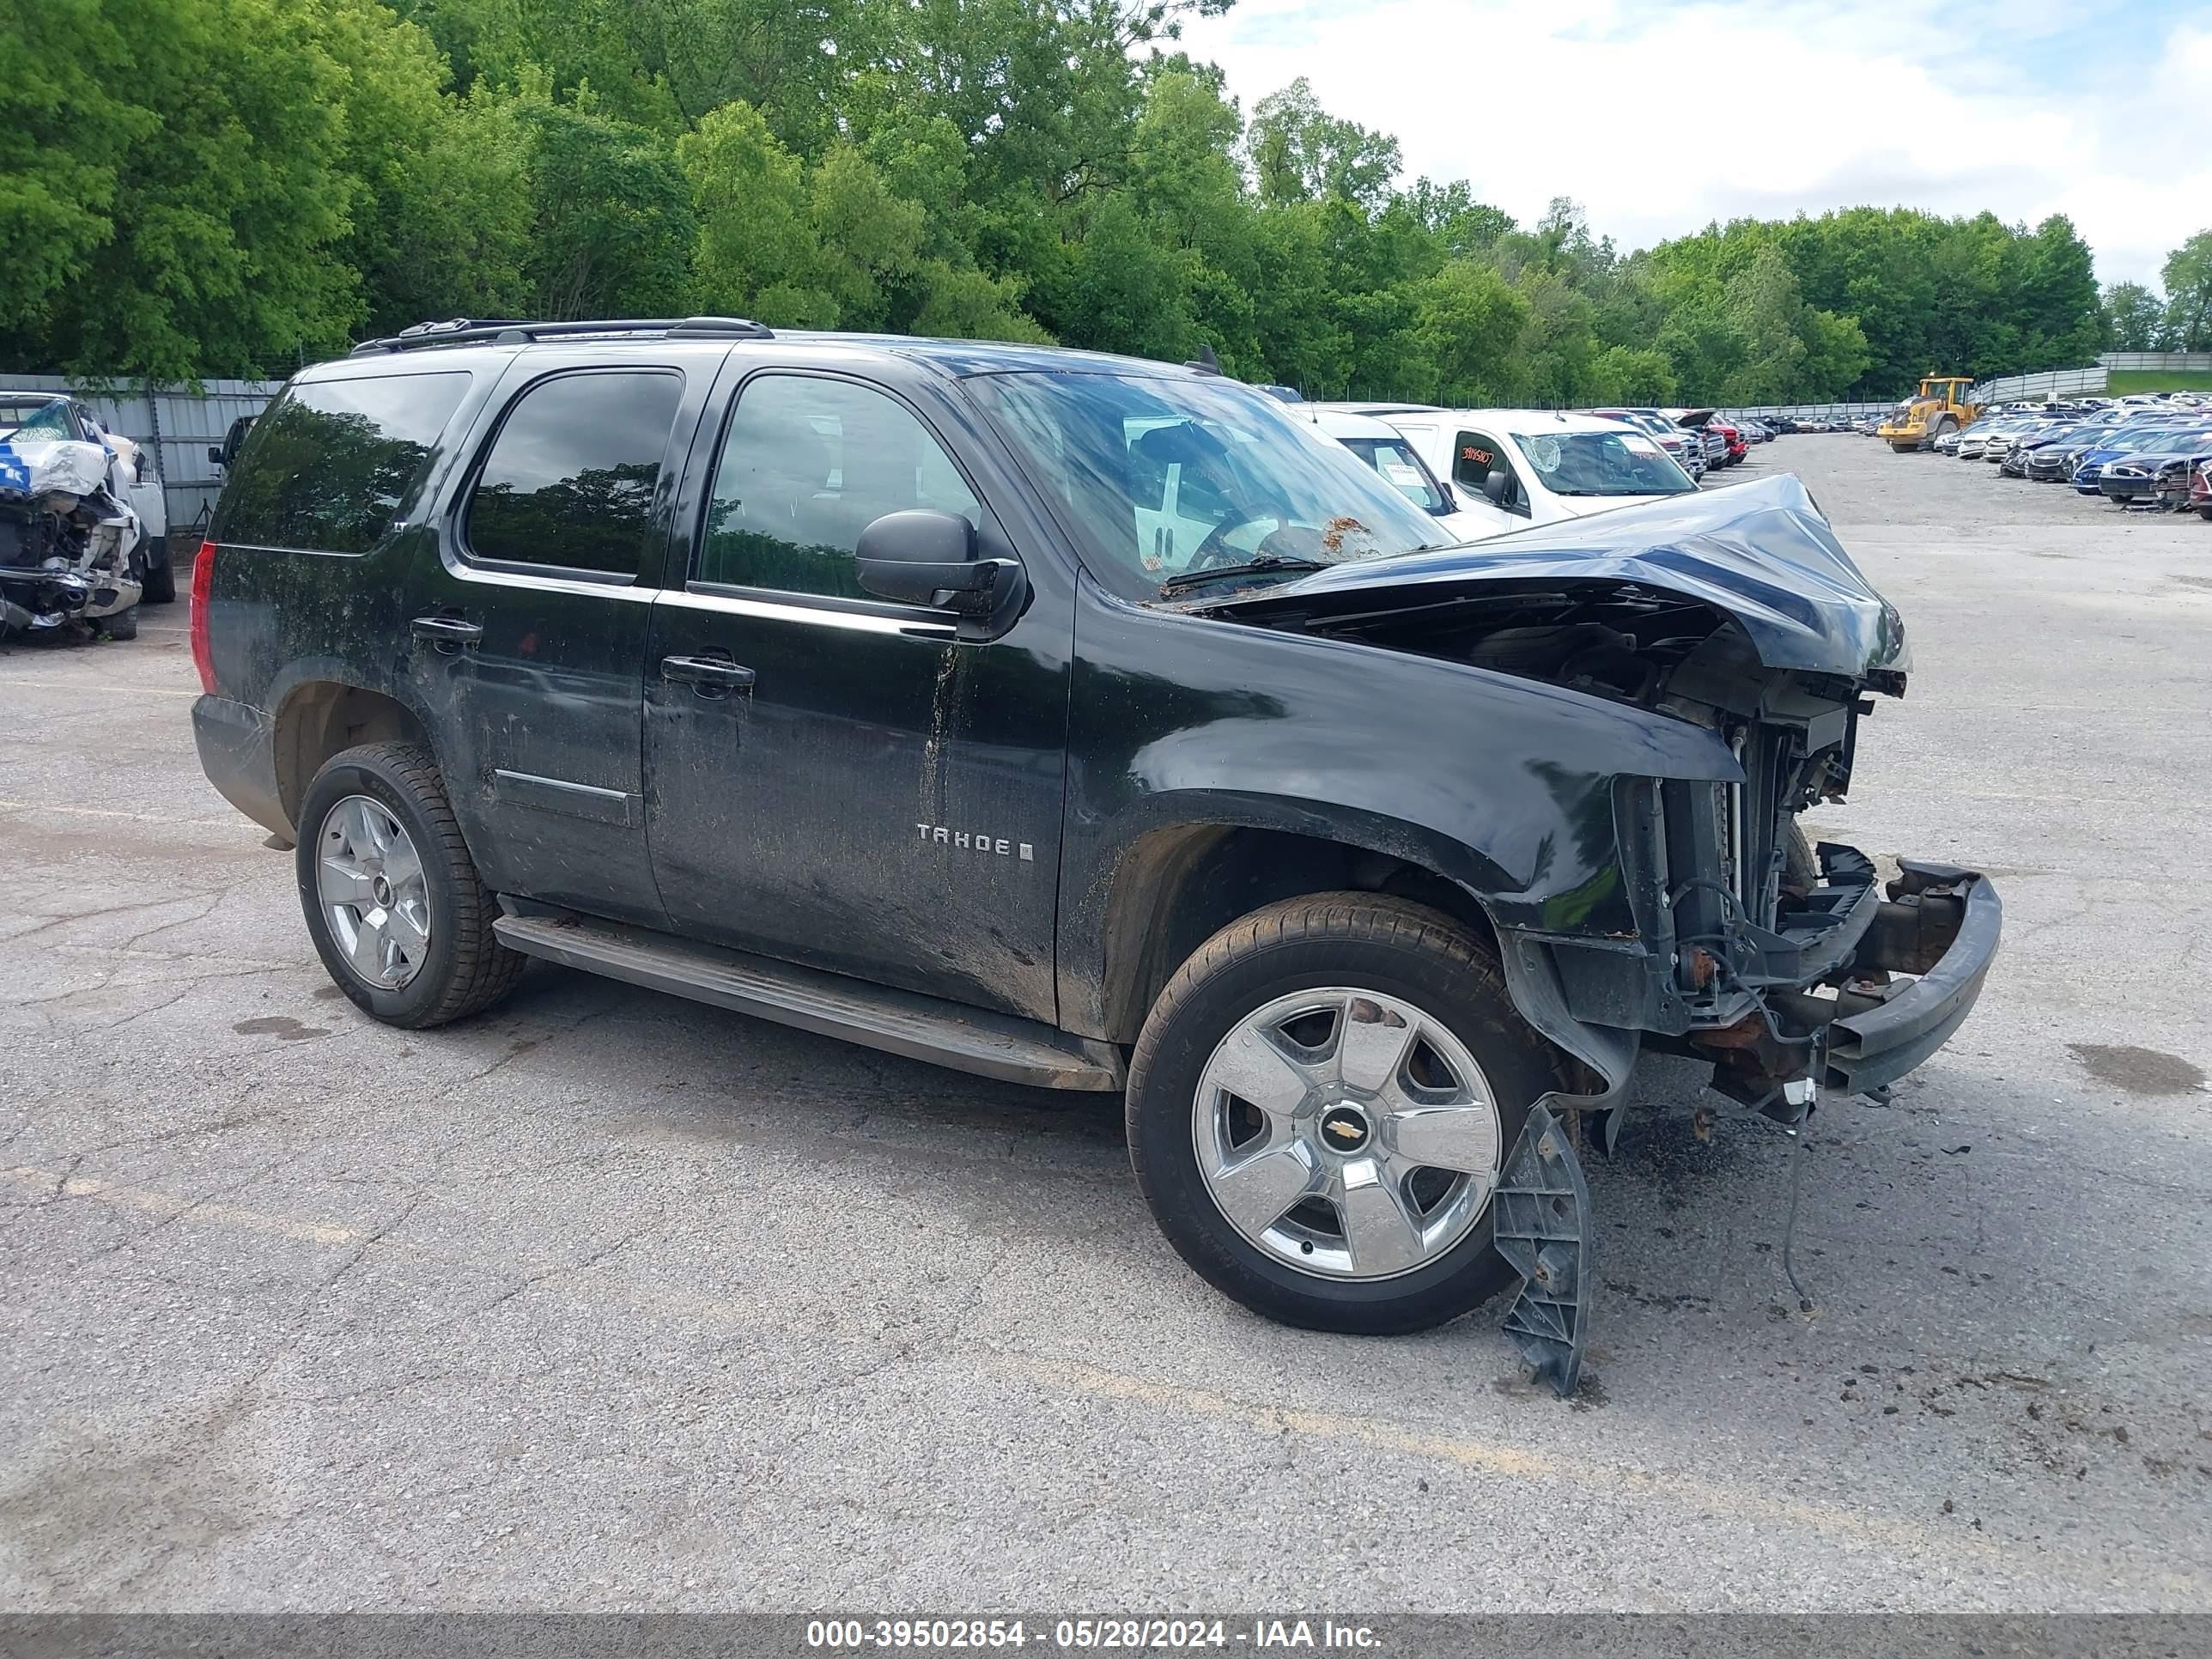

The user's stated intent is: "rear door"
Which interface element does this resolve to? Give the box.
[411,352,717,928]
[641,362,1067,1023]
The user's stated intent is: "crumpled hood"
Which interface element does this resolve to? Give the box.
[1192,473,1910,680]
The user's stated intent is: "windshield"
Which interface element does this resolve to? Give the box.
[970,372,1449,597]
[2140,430,2212,454]
[1510,428,1695,497]
[0,397,77,444]
[1335,435,1449,513]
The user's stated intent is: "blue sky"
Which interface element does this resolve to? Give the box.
[1175,0,2211,292]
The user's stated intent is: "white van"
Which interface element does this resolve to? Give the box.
[1334,407,1700,537]
[1297,406,1502,544]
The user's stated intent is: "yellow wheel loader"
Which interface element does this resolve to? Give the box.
[1877,376,1980,452]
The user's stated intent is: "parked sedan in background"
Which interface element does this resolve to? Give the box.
[2074,427,2212,495]
[2002,423,2097,477]
[2096,431,2212,503]
[2026,439,2087,481]
[1978,421,2052,464]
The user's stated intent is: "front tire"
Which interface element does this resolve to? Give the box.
[1126,893,1561,1334]
[296,742,525,1028]
[141,541,176,605]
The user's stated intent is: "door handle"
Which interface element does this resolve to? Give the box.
[661,654,756,690]
[411,615,483,647]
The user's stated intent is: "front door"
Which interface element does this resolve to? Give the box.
[1450,427,1531,528]
[1392,422,1516,537]
[643,368,1066,1023]
[414,362,702,928]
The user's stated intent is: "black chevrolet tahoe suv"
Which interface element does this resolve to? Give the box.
[191,316,1999,1360]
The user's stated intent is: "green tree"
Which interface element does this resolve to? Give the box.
[1719,245,1808,403]
[514,74,696,319]
[2101,282,2166,351]
[678,98,827,324]
[1,0,366,378]
[1589,345,1676,406]
[2163,232,2212,350]
[324,3,535,337]
[1247,78,1401,214]
[1405,260,1527,404]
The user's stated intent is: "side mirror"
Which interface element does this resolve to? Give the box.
[855,509,1027,641]
[209,445,225,465]
[1481,469,1510,507]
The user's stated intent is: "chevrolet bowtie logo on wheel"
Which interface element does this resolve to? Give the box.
[1320,1107,1370,1151]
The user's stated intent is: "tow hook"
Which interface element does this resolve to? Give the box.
[1493,1105,1593,1398]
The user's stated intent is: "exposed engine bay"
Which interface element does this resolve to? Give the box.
[0,398,146,640]
[1190,536,1990,1131]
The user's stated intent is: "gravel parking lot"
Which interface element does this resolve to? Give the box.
[3,437,2209,1614]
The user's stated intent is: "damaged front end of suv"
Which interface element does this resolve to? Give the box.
[1188,474,2000,1144]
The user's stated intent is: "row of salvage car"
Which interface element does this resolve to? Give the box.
[1932,392,2212,518]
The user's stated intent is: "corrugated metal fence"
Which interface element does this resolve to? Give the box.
[0,374,285,540]
[1714,401,1896,424]
[2098,351,2212,374]
[1968,366,2109,404]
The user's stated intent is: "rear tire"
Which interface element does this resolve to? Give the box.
[1126,893,1561,1335]
[95,605,137,641]
[296,742,525,1029]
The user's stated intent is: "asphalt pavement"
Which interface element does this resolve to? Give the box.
[3,438,2209,1613]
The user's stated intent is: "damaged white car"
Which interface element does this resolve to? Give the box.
[0,393,150,641]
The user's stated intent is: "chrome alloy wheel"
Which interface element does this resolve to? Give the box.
[316,794,431,990]
[1191,988,1504,1281]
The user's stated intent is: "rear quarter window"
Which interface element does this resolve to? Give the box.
[216,373,470,553]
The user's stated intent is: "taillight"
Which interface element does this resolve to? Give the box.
[190,539,217,694]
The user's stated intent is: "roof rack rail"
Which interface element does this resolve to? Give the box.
[349,316,775,356]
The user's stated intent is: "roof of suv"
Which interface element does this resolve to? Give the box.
[333,316,1211,385]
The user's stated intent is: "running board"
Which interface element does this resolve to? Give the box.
[492,908,1124,1092]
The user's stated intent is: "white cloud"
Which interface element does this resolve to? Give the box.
[1173,0,2211,291]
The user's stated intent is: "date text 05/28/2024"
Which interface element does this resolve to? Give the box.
[806,1619,1382,1650]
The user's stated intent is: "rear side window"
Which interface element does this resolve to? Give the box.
[465,370,683,578]
[217,373,468,553]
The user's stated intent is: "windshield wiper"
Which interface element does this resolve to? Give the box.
[1158,555,1328,594]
